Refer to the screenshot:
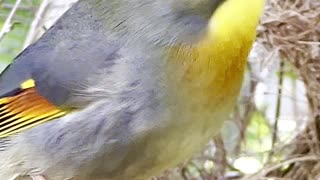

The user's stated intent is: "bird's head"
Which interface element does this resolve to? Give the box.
[81,0,265,46]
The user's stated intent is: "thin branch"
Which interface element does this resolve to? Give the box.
[213,135,227,178]
[1,4,36,11]
[23,0,51,48]
[269,60,285,160]
[0,0,23,41]
[246,156,320,179]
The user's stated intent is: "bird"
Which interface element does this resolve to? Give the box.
[0,0,265,179]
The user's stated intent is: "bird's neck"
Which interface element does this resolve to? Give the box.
[165,0,265,109]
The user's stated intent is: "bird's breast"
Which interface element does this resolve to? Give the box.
[166,34,250,119]
[135,35,253,176]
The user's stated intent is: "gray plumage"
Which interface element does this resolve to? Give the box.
[0,0,238,179]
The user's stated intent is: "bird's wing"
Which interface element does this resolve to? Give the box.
[0,11,121,138]
[0,83,67,138]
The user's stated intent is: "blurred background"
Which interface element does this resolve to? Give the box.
[0,0,319,179]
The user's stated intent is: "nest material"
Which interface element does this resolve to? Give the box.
[254,0,320,179]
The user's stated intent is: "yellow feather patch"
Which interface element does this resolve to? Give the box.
[0,87,67,138]
[208,0,265,40]
[20,79,35,89]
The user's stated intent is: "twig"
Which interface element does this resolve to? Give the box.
[269,60,285,160]
[1,4,35,11]
[234,63,258,155]
[245,155,320,180]
[213,135,227,178]
[0,0,23,41]
[23,0,51,48]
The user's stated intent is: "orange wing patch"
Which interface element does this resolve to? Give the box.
[0,87,67,138]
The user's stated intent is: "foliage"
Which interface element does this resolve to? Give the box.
[0,0,41,65]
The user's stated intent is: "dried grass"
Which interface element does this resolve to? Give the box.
[250,0,320,179]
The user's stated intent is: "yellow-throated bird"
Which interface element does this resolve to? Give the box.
[0,0,265,179]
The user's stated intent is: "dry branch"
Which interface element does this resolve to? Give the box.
[253,0,320,179]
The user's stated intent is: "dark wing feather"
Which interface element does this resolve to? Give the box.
[0,0,121,137]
